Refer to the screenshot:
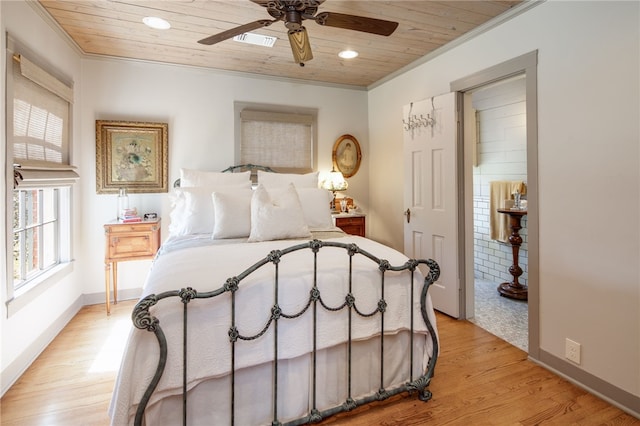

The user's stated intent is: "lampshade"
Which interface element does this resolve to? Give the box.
[322,170,348,192]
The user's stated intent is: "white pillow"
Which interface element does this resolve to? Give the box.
[212,190,253,239]
[168,184,250,236]
[180,168,251,187]
[257,170,319,189]
[168,187,215,235]
[248,184,311,242]
[295,188,334,230]
[169,191,188,236]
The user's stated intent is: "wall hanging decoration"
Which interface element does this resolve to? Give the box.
[332,134,361,178]
[96,120,168,194]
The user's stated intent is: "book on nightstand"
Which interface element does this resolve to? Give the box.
[121,216,142,223]
[119,208,141,223]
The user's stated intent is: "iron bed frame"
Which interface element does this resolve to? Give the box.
[132,239,440,426]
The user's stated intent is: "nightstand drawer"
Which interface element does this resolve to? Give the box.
[335,217,363,226]
[107,232,157,259]
[106,222,159,235]
[104,220,161,262]
[334,215,365,237]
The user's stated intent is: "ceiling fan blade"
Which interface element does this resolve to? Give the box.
[288,27,313,64]
[198,20,275,45]
[314,12,398,36]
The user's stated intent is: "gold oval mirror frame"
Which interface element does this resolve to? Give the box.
[332,134,362,178]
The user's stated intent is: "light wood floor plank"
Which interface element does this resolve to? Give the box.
[1,301,637,425]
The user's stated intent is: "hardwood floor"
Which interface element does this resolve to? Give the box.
[0,301,136,426]
[1,301,637,425]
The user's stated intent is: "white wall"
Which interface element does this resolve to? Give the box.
[1,1,85,393]
[78,58,370,299]
[368,0,639,407]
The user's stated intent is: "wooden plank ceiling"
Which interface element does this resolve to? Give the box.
[38,0,523,88]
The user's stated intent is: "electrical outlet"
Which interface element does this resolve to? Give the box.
[565,338,581,364]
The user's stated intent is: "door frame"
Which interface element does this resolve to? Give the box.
[450,51,539,358]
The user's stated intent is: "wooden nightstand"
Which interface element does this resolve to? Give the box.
[333,213,366,237]
[104,219,161,314]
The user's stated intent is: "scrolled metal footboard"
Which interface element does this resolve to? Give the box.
[132,239,440,426]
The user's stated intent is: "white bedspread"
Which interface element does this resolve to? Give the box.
[109,234,437,425]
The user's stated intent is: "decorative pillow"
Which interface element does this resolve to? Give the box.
[168,184,250,236]
[180,168,251,187]
[212,189,253,239]
[257,170,319,189]
[248,184,311,242]
[295,188,334,230]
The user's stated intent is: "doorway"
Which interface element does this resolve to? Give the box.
[451,51,539,357]
[466,75,529,351]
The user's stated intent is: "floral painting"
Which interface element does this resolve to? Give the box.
[96,120,168,194]
[111,131,155,182]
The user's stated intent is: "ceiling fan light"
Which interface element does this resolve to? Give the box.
[142,17,171,30]
[338,50,358,59]
[288,27,313,63]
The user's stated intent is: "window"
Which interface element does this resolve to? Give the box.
[13,187,71,291]
[236,104,317,173]
[6,40,77,303]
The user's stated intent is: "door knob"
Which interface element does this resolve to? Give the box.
[404,208,411,223]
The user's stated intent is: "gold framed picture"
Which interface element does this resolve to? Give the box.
[96,120,168,194]
[332,134,362,178]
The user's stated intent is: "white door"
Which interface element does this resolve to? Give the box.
[403,92,460,318]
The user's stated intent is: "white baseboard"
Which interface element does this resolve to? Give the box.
[81,288,142,306]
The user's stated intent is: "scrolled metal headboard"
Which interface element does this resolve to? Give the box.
[173,164,276,188]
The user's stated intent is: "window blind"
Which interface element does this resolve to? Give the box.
[10,53,78,187]
[14,161,79,188]
[240,109,314,173]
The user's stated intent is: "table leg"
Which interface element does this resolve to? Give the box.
[105,262,111,315]
[113,261,118,305]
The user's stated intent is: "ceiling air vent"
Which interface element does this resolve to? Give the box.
[233,33,277,47]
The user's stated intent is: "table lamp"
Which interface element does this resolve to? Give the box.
[321,169,348,211]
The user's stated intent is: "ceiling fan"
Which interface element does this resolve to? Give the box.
[197,0,399,66]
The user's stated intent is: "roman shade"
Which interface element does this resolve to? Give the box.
[10,51,78,188]
[239,109,314,173]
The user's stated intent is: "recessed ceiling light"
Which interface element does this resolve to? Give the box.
[338,50,358,59]
[143,17,171,30]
